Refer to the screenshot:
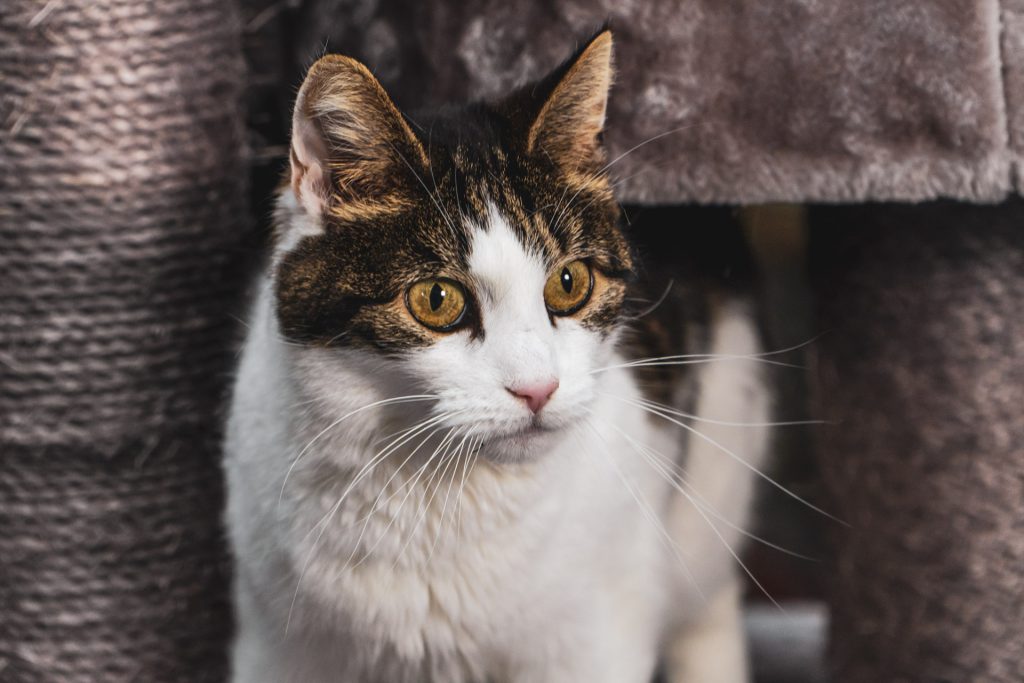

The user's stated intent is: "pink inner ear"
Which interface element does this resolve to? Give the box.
[290,114,331,217]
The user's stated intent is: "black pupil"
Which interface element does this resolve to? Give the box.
[429,283,446,311]
[560,268,573,294]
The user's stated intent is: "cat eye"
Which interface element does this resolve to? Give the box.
[544,260,593,315]
[406,278,468,331]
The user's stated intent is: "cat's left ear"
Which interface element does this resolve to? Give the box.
[515,30,615,174]
[288,54,428,218]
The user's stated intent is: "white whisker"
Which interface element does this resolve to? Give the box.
[454,438,479,542]
[589,354,801,376]
[590,334,825,376]
[603,417,816,562]
[546,182,575,235]
[613,395,845,526]
[592,415,787,607]
[627,431,785,610]
[345,422,451,554]
[284,412,457,634]
[579,414,705,601]
[302,412,454,547]
[278,394,438,504]
[623,279,674,322]
[600,125,703,175]
[345,425,462,572]
[598,391,824,428]
[334,426,459,583]
[391,144,460,234]
[424,433,473,563]
[385,428,464,570]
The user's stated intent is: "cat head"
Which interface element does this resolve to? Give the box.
[275,30,632,462]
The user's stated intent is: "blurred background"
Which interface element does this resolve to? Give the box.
[3,1,1023,682]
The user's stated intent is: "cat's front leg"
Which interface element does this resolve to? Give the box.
[663,579,749,683]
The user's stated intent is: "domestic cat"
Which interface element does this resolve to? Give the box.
[225,30,770,683]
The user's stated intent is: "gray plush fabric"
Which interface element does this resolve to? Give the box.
[1,0,248,679]
[1003,0,1024,184]
[285,0,1022,204]
[810,207,1024,682]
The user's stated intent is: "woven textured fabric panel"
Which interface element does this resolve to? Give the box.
[0,440,231,682]
[810,205,1024,682]
[0,0,249,451]
[1,0,247,679]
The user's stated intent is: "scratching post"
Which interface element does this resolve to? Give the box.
[810,204,1024,682]
[1,1,248,680]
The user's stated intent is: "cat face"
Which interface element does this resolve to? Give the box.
[275,31,630,461]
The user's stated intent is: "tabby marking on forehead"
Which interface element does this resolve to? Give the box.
[467,204,549,317]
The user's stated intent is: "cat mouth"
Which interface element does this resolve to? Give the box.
[489,419,559,443]
[472,418,571,463]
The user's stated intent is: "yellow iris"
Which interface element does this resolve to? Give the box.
[406,278,467,331]
[544,260,593,315]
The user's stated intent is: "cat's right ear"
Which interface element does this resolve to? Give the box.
[289,55,428,218]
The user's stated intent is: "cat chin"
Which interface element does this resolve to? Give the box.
[478,423,570,464]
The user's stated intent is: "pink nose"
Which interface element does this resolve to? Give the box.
[506,380,559,414]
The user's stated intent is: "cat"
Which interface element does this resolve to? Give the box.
[224,29,770,683]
